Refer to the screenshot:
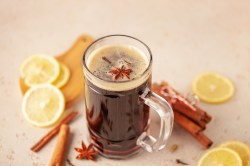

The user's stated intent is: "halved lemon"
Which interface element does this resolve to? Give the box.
[22,84,65,127]
[198,147,242,166]
[192,72,234,103]
[220,141,250,166]
[52,63,70,88]
[20,55,60,87]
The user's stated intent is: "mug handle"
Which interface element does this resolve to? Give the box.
[137,87,174,152]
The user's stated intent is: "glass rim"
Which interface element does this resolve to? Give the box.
[82,34,153,84]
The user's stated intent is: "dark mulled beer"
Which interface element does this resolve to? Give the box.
[84,45,151,157]
[83,35,174,159]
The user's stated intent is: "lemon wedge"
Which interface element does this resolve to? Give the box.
[52,63,70,88]
[198,147,242,166]
[192,72,234,103]
[20,55,60,87]
[220,141,250,166]
[22,84,65,127]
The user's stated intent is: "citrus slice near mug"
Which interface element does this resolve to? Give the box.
[19,35,94,107]
[192,72,235,103]
[20,55,60,87]
[22,84,65,127]
[197,147,242,166]
[219,141,250,166]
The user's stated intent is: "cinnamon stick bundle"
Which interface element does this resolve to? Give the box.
[152,82,213,148]
[174,112,213,148]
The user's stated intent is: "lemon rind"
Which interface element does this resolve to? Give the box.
[53,63,70,88]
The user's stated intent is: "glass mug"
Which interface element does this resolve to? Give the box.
[82,35,174,159]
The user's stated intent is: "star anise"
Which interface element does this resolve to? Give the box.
[74,141,97,161]
[109,65,132,80]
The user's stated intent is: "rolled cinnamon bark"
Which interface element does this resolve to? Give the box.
[174,103,207,128]
[174,111,203,136]
[195,132,213,148]
[174,112,213,148]
[49,124,70,166]
[195,106,212,123]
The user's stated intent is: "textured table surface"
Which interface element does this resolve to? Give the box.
[1,0,250,165]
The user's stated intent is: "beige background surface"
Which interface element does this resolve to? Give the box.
[1,0,250,165]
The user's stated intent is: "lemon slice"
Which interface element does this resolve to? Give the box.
[20,55,60,87]
[22,84,65,127]
[52,63,70,88]
[220,141,250,166]
[198,147,242,166]
[192,72,234,103]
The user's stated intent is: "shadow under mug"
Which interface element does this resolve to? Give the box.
[82,35,174,159]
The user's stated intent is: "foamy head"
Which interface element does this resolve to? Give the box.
[84,44,151,91]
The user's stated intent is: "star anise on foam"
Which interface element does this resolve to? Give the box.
[109,65,133,80]
[74,141,97,161]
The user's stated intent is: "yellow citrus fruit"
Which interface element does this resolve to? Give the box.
[198,147,242,166]
[22,84,65,127]
[20,55,60,87]
[220,141,250,166]
[192,72,234,103]
[52,63,70,88]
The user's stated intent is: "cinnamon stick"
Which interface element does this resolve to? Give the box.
[196,106,212,123]
[31,111,78,152]
[49,124,70,166]
[174,112,213,148]
[174,103,207,128]
[174,111,203,135]
[195,132,213,148]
